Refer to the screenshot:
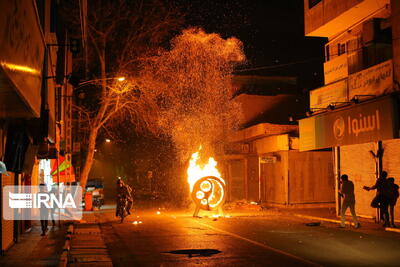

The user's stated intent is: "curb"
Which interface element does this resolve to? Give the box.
[294,213,400,233]
[293,213,351,225]
[59,224,74,266]
[58,251,68,267]
[385,227,400,233]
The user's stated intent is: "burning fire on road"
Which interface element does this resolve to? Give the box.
[187,147,226,217]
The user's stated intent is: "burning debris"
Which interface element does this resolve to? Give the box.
[140,28,245,162]
[187,148,226,217]
[138,28,245,207]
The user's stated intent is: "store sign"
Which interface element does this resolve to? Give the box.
[310,79,348,109]
[324,54,348,84]
[348,60,393,100]
[300,97,398,151]
[260,156,277,164]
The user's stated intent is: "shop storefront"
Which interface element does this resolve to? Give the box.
[300,95,400,220]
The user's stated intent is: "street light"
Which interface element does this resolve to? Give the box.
[77,76,126,88]
[105,139,111,143]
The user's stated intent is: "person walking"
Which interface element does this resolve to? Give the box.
[339,174,360,228]
[39,184,49,236]
[387,177,399,227]
[364,171,390,226]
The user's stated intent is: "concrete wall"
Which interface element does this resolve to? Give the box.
[392,0,400,84]
[288,150,335,204]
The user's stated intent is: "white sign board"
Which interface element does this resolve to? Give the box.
[310,79,348,109]
[324,54,348,84]
[348,60,393,100]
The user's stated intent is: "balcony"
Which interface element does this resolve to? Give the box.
[310,59,393,110]
[304,0,390,38]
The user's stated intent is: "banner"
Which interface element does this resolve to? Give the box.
[348,59,393,100]
[310,79,348,109]
[324,54,348,84]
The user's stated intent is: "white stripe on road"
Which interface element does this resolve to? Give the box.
[195,221,322,267]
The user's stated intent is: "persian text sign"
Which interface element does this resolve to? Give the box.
[300,97,398,151]
[324,54,348,84]
[310,79,348,109]
[3,185,82,221]
[348,60,393,100]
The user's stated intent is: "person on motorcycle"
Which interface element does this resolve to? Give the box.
[116,179,133,217]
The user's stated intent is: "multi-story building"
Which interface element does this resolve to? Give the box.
[224,76,335,207]
[300,0,400,221]
[0,0,78,253]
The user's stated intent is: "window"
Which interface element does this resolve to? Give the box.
[325,45,330,61]
[337,43,346,56]
[309,0,322,9]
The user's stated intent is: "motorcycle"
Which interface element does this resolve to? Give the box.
[117,197,128,223]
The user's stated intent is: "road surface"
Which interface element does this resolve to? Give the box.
[89,207,400,266]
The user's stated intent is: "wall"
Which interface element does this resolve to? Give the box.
[1,172,14,252]
[392,0,400,84]
[288,150,335,204]
[261,151,288,204]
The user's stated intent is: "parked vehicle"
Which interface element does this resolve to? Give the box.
[85,178,105,209]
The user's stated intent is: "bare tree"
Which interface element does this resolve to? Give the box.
[64,0,183,188]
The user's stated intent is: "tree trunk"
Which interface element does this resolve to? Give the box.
[79,126,98,189]
[79,38,107,190]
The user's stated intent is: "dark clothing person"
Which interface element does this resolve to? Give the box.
[364,171,390,226]
[116,180,133,217]
[387,178,399,227]
[340,175,360,228]
[39,184,49,236]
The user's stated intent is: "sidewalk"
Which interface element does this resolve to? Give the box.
[225,203,400,234]
[65,213,113,266]
[0,223,65,267]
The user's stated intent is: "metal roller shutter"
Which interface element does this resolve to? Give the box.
[340,142,377,218]
[382,139,400,221]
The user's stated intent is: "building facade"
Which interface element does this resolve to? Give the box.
[0,0,77,253]
[225,76,335,207]
[300,0,400,220]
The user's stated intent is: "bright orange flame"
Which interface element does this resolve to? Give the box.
[187,147,223,192]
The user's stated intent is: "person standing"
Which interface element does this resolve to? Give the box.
[364,171,390,226]
[339,174,360,228]
[387,177,399,227]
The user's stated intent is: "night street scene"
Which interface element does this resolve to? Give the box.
[2,0,400,266]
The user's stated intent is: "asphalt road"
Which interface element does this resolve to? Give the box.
[94,208,400,267]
